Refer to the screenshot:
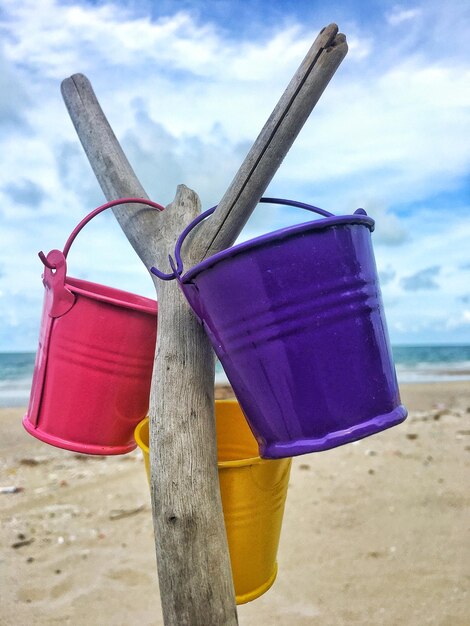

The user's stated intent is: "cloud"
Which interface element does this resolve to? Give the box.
[54,141,103,209]
[364,203,408,245]
[446,310,470,329]
[0,0,469,348]
[2,0,469,211]
[400,265,441,291]
[3,179,46,206]
[378,267,396,285]
[0,48,30,130]
[121,101,251,207]
[387,7,422,26]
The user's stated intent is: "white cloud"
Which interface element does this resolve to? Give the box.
[387,7,422,26]
[278,62,470,211]
[446,310,470,329]
[0,0,469,348]
[375,208,470,342]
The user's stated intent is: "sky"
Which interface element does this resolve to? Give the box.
[0,0,469,351]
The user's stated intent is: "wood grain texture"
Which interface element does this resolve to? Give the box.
[61,76,238,626]
[60,21,348,624]
[150,186,238,626]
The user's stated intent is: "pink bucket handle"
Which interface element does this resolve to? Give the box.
[39,197,165,268]
[37,197,164,318]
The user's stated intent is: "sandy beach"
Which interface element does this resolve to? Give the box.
[1,381,469,625]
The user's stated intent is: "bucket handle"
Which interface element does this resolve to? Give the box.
[38,197,165,269]
[150,197,340,281]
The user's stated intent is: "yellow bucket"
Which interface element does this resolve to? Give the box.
[134,398,291,604]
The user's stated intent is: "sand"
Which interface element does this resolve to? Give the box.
[1,381,469,625]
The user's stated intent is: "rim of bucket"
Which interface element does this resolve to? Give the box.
[66,277,157,316]
[214,398,265,468]
[23,414,137,455]
[235,563,278,605]
[182,213,374,284]
[134,415,267,468]
[134,417,150,454]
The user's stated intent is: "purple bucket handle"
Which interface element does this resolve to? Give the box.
[150,197,351,281]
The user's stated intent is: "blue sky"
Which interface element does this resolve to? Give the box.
[0,0,469,351]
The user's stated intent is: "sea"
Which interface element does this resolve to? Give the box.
[1,346,470,408]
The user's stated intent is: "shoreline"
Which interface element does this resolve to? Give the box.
[4,378,469,412]
[3,374,470,410]
[1,380,469,625]
[215,379,470,410]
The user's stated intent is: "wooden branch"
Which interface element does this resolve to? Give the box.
[60,22,348,625]
[61,74,158,269]
[61,75,238,626]
[150,186,238,625]
[189,24,348,261]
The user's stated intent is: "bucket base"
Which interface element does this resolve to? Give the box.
[22,415,137,456]
[235,563,278,605]
[259,405,407,459]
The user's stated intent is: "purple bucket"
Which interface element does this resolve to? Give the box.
[152,198,407,459]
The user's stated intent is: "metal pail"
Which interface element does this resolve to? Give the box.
[23,198,163,455]
[151,198,407,459]
[134,399,291,604]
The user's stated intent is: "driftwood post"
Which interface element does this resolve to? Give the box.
[61,24,347,625]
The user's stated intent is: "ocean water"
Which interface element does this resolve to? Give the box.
[392,345,470,383]
[1,346,469,408]
[0,352,37,408]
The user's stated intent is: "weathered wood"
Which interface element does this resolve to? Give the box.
[189,24,348,261]
[60,21,348,625]
[150,186,238,626]
[61,74,159,269]
[61,75,238,626]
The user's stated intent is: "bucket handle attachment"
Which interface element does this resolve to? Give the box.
[39,197,165,269]
[38,197,164,318]
[151,197,346,281]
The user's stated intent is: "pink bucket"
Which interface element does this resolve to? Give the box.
[23,198,163,455]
